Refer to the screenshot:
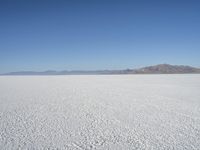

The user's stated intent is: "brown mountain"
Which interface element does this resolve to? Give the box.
[132,64,200,74]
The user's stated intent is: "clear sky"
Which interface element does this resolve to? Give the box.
[0,0,200,73]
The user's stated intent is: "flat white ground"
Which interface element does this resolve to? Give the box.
[0,75,200,150]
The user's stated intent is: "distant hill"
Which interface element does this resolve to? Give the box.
[2,64,200,75]
[131,64,200,74]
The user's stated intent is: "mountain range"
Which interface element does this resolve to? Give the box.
[2,64,200,75]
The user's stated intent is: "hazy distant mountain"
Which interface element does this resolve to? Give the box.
[2,64,200,75]
[3,70,58,75]
[2,70,115,75]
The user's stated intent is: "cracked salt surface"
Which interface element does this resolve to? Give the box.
[0,75,200,149]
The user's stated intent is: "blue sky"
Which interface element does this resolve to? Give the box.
[0,0,200,73]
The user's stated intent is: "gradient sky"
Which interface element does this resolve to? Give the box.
[0,0,200,73]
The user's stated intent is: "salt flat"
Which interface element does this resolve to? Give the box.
[0,75,200,150]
